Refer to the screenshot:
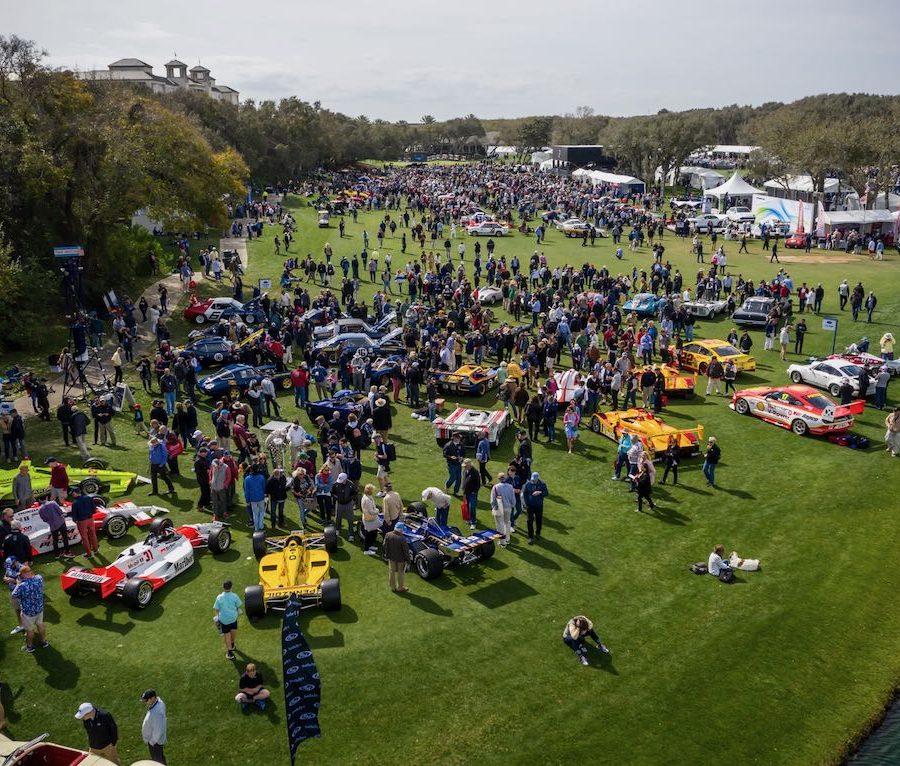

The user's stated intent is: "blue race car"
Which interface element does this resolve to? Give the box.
[304,389,369,424]
[368,355,405,385]
[198,364,292,400]
[622,292,660,317]
[362,502,502,579]
[177,337,238,368]
[313,328,405,364]
[220,296,267,324]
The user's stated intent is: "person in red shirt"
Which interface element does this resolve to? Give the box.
[290,363,310,407]
[45,458,69,502]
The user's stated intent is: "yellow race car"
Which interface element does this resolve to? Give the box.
[677,339,756,374]
[589,409,705,458]
[244,528,341,618]
[640,364,696,397]
[435,364,498,395]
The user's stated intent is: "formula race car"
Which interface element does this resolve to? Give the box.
[0,460,137,508]
[677,339,756,374]
[681,297,729,319]
[183,295,264,325]
[589,409,705,458]
[16,500,169,558]
[313,327,405,363]
[787,357,877,397]
[622,292,661,317]
[244,528,340,617]
[433,407,508,447]
[369,502,502,580]
[60,518,233,609]
[435,365,498,396]
[197,364,292,400]
[730,385,865,436]
[640,364,696,397]
[304,389,370,425]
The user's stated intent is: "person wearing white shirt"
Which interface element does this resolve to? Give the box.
[421,487,452,527]
[708,544,732,577]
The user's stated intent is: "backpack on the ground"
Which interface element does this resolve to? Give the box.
[718,568,735,583]
[689,562,708,575]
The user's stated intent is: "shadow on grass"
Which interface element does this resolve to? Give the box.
[514,545,562,570]
[541,517,572,533]
[0,680,24,725]
[719,487,756,500]
[33,645,80,689]
[305,628,345,649]
[585,648,620,675]
[324,604,359,625]
[538,538,599,576]
[644,502,691,526]
[330,546,352,562]
[76,610,135,635]
[469,576,538,609]
[399,590,453,617]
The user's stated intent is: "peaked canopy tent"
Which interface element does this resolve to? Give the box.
[572,169,646,195]
[704,173,763,200]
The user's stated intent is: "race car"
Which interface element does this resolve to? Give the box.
[183,296,263,326]
[640,365,696,397]
[313,327,405,363]
[555,218,592,237]
[363,502,502,580]
[830,351,900,377]
[197,363,292,400]
[435,365,498,396]
[677,339,756,374]
[588,409,705,458]
[681,297,729,319]
[60,518,233,609]
[553,369,583,404]
[368,355,405,386]
[729,384,865,436]
[622,292,660,317]
[467,221,509,237]
[304,389,370,425]
[16,500,169,558]
[787,358,877,397]
[312,312,395,341]
[433,407,508,447]
[0,459,137,508]
[244,528,340,618]
[474,285,503,305]
[731,296,791,327]
[177,336,238,368]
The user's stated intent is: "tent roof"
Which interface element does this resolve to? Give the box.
[573,169,644,187]
[764,175,848,194]
[821,209,898,226]
[704,172,763,198]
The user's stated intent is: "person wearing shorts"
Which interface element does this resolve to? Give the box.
[11,565,47,652]
[213,580,242,660]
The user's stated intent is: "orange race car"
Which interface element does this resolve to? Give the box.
[589,409,705,458]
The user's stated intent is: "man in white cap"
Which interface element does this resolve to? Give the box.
[421,487,452,528]
[332,472,357,542]
[75,702,120,763]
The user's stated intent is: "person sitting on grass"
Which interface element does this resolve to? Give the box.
[708,544,732,579]
[235,663,270,711]
[562,615,609,667]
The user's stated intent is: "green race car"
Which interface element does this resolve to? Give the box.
[0,459,138,507]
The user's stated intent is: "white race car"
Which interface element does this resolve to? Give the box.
[787,357,877,397]
[60,518,232,609]
[432,407,508,448]
[474,286,503,304]
[15,500,169,558]
[467,221,509,237]
[312,312,395,340]
[681,297,729,318]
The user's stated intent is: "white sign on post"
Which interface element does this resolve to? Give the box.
[822,319,837,331]
[259,278,272,290]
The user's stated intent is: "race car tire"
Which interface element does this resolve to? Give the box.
[734,398,751,416]
[590,417,601,433]
[478,539,496,561]
[92,496,108,508]
[61,567,87,596]
[321,578,342,612]
[149,518,174,536]
[323,525,338,554]
[477,383,487,396]
[79,477,102,496]
[252,531,268,560]
[102,514,129,540]
[244,585,266,620]
[82,457,108,469]
[208,527,233,554]
[122,578,154,610]
[194,314,206,325]
[828,383,841,397]
[790,371,803,383]
[791,419,809,436]
[406,501,427,517]
[414,547,444,580]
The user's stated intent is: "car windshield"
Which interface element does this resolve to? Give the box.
[711,345,741,356]
[840,364,862,376]
[806,394,833,409]
[744,301,767,312]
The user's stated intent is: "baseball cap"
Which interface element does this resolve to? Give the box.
[141,689,157,701]
[44,456,58,464]
[75,703,94,719]
[337,473,348,483]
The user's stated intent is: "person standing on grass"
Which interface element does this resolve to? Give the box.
[705,358,724,396]
[70,487,99,558]
[563,615,609,667]
[884,407,900,457]
[140,690,167,765]
[522,471,548,544]
[265,467,288,529]
[563,404,580,454]
[148,437,175,496]
[75,703,120,764]
[490,473,515,546]
[633,462,656,513]
[332,472,357,542]
[660,436,679,485]
[462,458,481,531]
[4,554,24,636]
[11,565,48,653]
[360,484,380,555]
[12,464,33,509]
[723,359,737,395]
[214,580,242,661]
[443,433,465,494]
[779,323,792,362]
[38,499,73,560]
[703,437,721,487]
[243,464,266,532]
[475,430,492,484]
[384,524,409,593]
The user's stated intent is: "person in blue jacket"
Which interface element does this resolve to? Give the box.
[522,472,548,544]
[243,465,267,531]
[148,437,175,495]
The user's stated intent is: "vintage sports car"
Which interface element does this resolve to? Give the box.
[435,365,498,396]
[313,327,405,363]
[304,389,369,425]
[731,296,790,327]
[0,731,144,766]
[589,409,705,458]
[787,357,876,397]
[622,292,660,317]
[467,221,509,237]
[244,528,340,617]
[681,297,729,318]
[432,407,508,447]
[183,295,264,326]
[641,365,696,397]
[729,384,864,436]
[367,355,405,386]
[0,459,137,508]
[474,285,503,305]
[677,339,756,374]
[177,336,237,367]
[16,500,169,558]
[555,218,592,237]
[312,312,396,341]
[60,518,232,609]
[366,503,502,580]
[197,364,292,400]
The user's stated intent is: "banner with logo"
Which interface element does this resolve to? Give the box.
[282,599,321,763]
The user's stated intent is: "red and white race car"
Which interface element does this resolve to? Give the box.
[15,500,169,558]
[729,384,865,436]
[183,296,254,325]
[60,518,232,609]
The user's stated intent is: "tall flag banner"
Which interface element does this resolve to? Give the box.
[282,599,321,763]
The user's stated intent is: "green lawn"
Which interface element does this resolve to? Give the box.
[3,198,900,765]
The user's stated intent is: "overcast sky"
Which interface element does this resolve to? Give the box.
[8,0,900,121]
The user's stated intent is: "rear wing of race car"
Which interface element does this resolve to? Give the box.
[625,424,705,456]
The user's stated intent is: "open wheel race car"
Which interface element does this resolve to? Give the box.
[244,528,341,618]
[60,518,233,609]
[589,409,705,458]
[15,500,169,558]
[365,502,502,580]
[0,459,137,508]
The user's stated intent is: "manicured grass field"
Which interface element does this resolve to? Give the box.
[4,195,900,765]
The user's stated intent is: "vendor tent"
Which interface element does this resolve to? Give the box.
[763,175,845,195]
[703,173,763,200]
[572,169,646,194]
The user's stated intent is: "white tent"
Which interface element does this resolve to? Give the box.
[764,175,844,195]
[703,172,763,200]
[487,145,517,157]
[572,169,645,194]
[530,150,552,165]
[819,209,897,227]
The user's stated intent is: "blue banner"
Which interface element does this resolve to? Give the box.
[282,599,321,763]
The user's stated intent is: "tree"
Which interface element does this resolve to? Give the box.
[515,116,554,159]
